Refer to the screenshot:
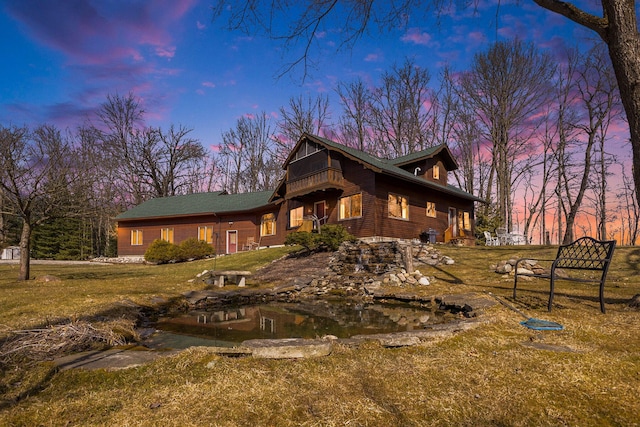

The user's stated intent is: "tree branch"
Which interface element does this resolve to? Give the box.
[533,0,608,40]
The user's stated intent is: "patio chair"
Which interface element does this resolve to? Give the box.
[483,231,500,246]
[496,228,510,245]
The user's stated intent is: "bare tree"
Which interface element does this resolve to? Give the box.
[457,40,554,230]
[618,162,639,245]
[368,58,433,157]
[219,112,281,193]
[95,93,208,204]
[336,78,373,152]
[275,94,333,162]
[214,1,640,233]
[557,46,619,243]
[0,125,80,280]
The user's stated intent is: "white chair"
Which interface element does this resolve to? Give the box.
[496,228,510,245]
[484,231,500,246]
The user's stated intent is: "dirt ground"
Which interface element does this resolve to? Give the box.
[250,251,334,286]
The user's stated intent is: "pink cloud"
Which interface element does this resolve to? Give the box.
[202,81,216,88]
[6,0,196,65]
[5,0,198,124]
[196,21,206,30]
[364,52,383,62]
[401,28,432,46]
[156,46,177,59]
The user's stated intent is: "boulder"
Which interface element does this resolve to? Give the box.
[242,338,333,359]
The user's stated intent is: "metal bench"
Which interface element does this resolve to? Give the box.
[513,237,616,313]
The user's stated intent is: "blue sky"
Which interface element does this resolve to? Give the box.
[0,0,600,150]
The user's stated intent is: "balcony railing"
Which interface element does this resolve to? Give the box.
[286,167,344,198]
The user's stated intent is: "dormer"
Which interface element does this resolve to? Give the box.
[390,144,458,186]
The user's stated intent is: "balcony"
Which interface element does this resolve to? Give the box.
[286,167,344,199]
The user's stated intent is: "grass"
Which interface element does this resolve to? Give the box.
[0,244,639,426]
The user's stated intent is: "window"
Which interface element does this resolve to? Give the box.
[161,228,174,243]
[433,165,440,180]
[426,202,436,218]
[130,230,143,246]
[289,206,304,228]
[261,213,276,236]
[338,193,362,219]
[388,193,409,219]
[198,226,213,243]
[458,211,471,231]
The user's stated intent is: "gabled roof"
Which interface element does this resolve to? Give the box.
[284,134,483,202]
[116,190,274,221]
[389,144,458,170]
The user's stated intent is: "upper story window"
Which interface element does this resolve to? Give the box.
[291,140,323,162]
[131,230,143,246]
[433,165,440,180]
[338,193,362,220]
[161,228,174,243]
[388,193,409,220]
[261,213,276,236]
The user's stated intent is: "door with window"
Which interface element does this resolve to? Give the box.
[314,201,327,226]
[448,208,458,238]
[227,230,237,254]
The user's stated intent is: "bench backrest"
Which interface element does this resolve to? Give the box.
[554,237,616,270]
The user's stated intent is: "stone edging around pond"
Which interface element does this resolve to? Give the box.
[53,292,496,370]
[172,289,497,359]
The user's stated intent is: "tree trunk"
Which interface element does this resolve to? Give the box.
[19,220,32,281]
[602,2,640,240]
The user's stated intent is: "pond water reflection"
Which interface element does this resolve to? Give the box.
[147,300,449,349]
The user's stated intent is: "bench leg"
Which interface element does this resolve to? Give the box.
[548,276,555,312]
[238,276,246,287]
[215,275,225,287]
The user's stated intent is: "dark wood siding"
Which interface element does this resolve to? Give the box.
[117,208,283,257]
[332,155,377,238]
[374,174,474,241]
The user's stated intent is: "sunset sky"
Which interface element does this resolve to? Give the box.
[0,0,607,149]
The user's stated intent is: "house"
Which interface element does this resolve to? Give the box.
[116,133,483,257]
[1,246,20,260]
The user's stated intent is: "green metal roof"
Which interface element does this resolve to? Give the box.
[116,190,274,221]
[305,134,484,202]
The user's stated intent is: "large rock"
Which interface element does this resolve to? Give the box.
[242,338,333,359]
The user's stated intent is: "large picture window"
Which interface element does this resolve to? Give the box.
[261,213,276,236]
[388,193,409,219]
[289,206,304,228]
[338,193,362,220]
[131,230,143,246]
[198,226,213,243]
[161,228,174,243]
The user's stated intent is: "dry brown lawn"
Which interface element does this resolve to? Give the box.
[0,245,638,426]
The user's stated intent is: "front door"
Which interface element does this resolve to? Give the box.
[314,201,326,222]
[449,208,457,238]
[227,230,237,254]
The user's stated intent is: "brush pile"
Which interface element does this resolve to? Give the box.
[0,320,133,365]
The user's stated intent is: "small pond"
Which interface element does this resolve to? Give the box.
[146,300,452,350]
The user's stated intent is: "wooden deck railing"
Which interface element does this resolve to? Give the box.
[287,168,344,197]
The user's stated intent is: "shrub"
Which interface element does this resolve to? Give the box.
[180,238,215,260]
[316,224,356,251]
[144,239,183,264]
[285,224,355,253]
[285,231,317,252]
